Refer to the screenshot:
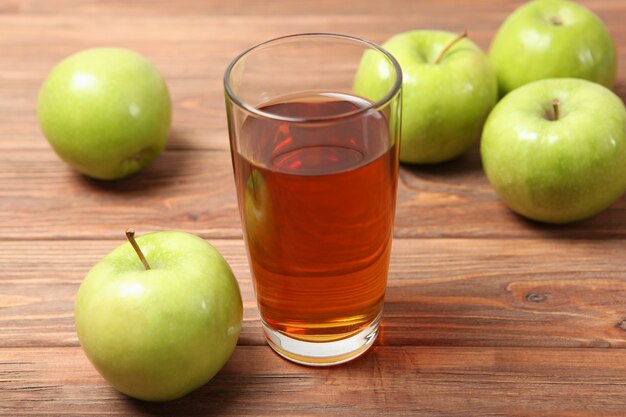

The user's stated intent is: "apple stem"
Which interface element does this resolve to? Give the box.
[551,99,560,121]
[125,228,151,270]
[434,29,468,65]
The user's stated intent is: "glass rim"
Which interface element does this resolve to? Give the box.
[223,32,402,123]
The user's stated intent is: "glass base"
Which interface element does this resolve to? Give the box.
[262,312,381,366]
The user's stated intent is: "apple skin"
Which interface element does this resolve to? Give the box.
[481,78,626,224]
[38,48,171,180]
[354,30,497,164]
[489,0,617,97]
[75,231,243,401]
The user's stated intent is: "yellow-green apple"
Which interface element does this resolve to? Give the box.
[489,0,617,96]
[354,30,497,164]
[38,48,171,180]
[74,230,243,401]
[481,78,626,223]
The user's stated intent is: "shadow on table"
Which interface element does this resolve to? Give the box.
[399,139,484,186]
[124,370,244,416]
[74,128,196,196]
[399,137,626,240]
[492,188,626,240]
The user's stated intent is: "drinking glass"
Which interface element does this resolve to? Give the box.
[224,33,402,366]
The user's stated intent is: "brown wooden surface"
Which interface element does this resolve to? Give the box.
[2,0,626,415]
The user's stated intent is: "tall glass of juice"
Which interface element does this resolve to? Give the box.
[224,33,402,366]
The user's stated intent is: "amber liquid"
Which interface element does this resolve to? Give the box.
[232,92,399,342]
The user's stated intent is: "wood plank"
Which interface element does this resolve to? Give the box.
[0,150,241,240]
[1,10,625,151]
[395,143,626,238]
[2,0,626,415]
[3,238,626,349]
[0,14,501,154]
[2,346,626,416]
[2,11,626,239]
[6,0,527,16]
[7,0,626,17]
[0,239,260,348]
[3,147,626,240]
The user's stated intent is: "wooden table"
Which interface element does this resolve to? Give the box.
[2,0,626,415]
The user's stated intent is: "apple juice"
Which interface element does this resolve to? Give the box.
[232,91,398,342]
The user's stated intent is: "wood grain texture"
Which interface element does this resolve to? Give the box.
[3,0,626,415]
[1,1,626,240]
[0,14,499,154]
[3,146,626,239]
[0,150,241,240]
[4,0,626,16]
[2,239,626,349]
[1,1,625,152]
[2,346,626,416]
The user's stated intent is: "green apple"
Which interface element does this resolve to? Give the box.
[489,0,617,96]
[481,78,626,224]
[75,230,243,401]
[38,48,171,180]
[354,30,497,164]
